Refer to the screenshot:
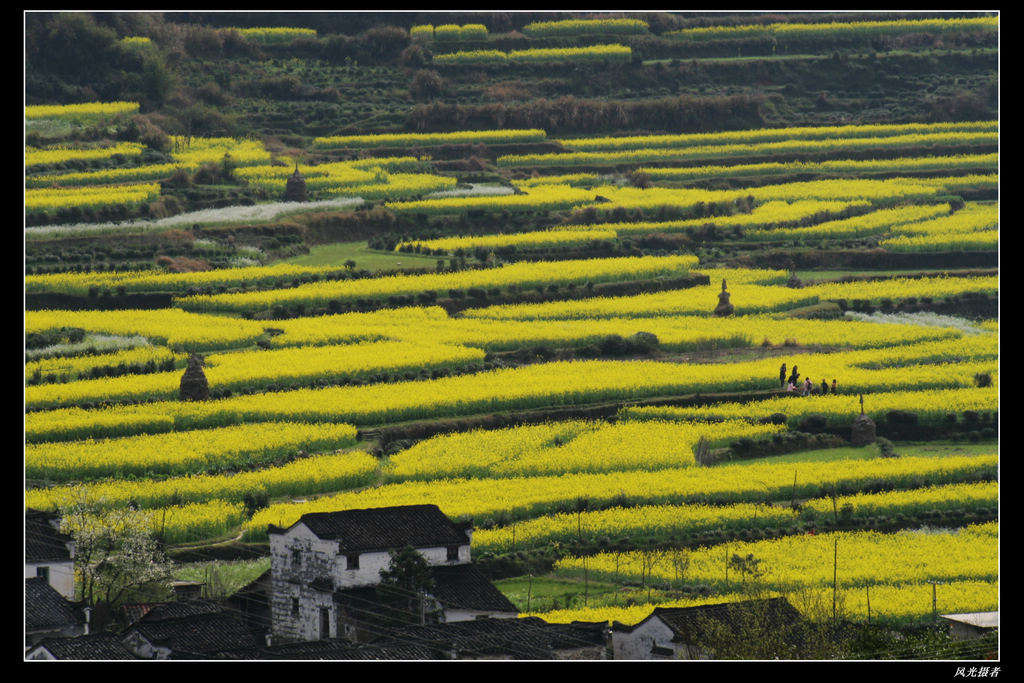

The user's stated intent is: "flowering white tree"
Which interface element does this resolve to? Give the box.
[57,491,173,629]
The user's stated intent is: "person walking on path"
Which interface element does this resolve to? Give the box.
[821,378,829,395]
[831,379,838,394]
[788,365,800,387]
[803,377,813,396]
[779,363,788,388]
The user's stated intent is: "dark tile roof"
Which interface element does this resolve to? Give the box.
[25,508,73,563]
[28,632,137,660]
[428,564,519,614]
[124,610,260,656]
[134,599,227,623]
[379,616,607,660]
[270,504,470,552]
[330,564,517,624]
[120,599,226,628]
[119,603,155,626]
[258,638,441,660]
[25,577,84,633]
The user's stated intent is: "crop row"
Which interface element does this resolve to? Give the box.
[557,521,998,595]
[638,153,998,184]
[25,183,163,213]
[664,15,998,42]
[26,309,268,352]
[26,450,378,513]
[526,579,998,628]
[240,301,972,355]
[25,101,140,121]
[25,421,359,482]
[397,199,868,251]
[621,384,998,431]
[880,231,998,252]
[241,454,996,541]
[433,44,632,65]
[173,254,700,312]
[312,128,546,149]
[555,120,998,153]
[381,419,784,482]
[410,23,488,41]
[25,349,997,444]
[741,203,950,242]
[25,262,351,296]
[221,26,317,42]
[25,339,488,411]
[385,182,597,215]
[521,18,649,36]
[497,131,997,168]
[26,345,184,385]
[464,275,998,322]
[383,177,938,221]
[472,481,998,554]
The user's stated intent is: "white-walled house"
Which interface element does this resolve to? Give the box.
[267,504,517,644]
[608,598,807,660]
[25,508,75,600]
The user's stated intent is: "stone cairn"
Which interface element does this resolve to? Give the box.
[714,278,735,317]
[284,165,308,202]
[850,394,876,446]
[179,353,209,401]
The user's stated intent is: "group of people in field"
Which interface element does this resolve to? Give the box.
[779,363,837,397]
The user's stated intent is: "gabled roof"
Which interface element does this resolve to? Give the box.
[378,616,607,660]
[941,612,999,628]
[269,504,471,553]
[25,508,73,563]
[25,577,84,633]
[427,564,519,614]
[121,599,225,627]
[330,564,517,620]
[259,638,441,660]
[124,610,260,656]
[628,597,806,643]
[28,632,137,660]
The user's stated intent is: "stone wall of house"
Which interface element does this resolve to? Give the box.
[271,580,336,642]
[269,522,475,641]
[269,525,342,641]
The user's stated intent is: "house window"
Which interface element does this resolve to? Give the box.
[446,545,460,561]
[291,598,300,616]
[345,553,360,570]
[36,566,50,582]
[320,608,331,640]
[291,549,302,567]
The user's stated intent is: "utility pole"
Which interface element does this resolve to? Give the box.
[832,537,838,622]
[928,580,944,622]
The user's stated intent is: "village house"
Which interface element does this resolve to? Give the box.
[375,616,610,660]
[25,508,75,600]
[607,597,807,660]
[26,632,137,660]
[24,577,90,649]
[118,600,261,659]
[267,504,518,643]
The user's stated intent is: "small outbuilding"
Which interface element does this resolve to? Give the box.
[940,612,999,641]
